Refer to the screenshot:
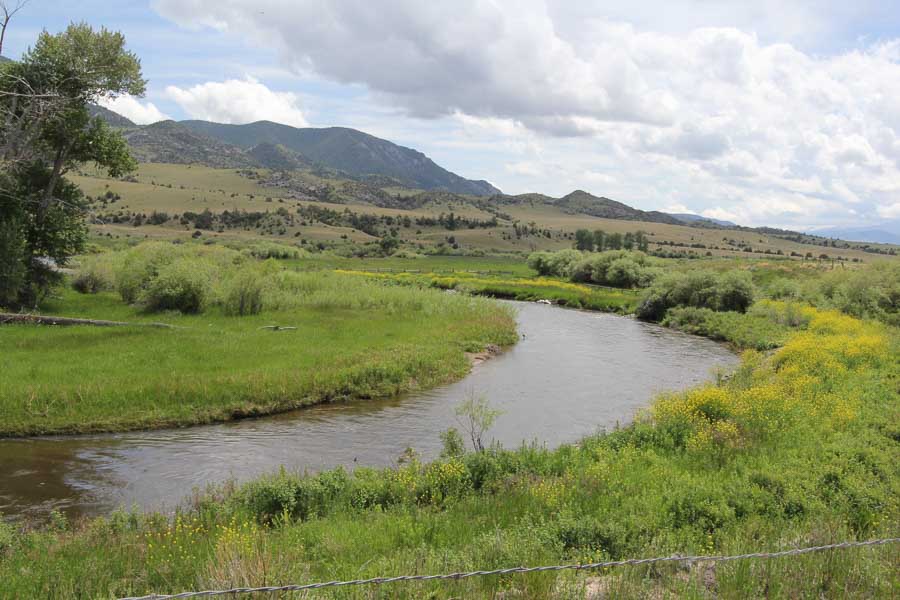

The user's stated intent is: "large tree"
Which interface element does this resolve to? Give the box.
[0,23,144,306]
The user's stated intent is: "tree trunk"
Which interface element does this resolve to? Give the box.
[0,312,179,328]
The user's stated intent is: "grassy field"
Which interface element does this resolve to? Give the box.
[1,286,896,598]
[0,265,516,436]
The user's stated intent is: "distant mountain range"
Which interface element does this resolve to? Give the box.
[669,213,738,227]
[808,225,900,245]
[89,107,500,196]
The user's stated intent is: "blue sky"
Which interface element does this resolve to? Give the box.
[6,1,900,230]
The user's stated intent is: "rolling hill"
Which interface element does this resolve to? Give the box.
[498,190,682,225]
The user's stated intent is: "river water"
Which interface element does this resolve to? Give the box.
[0,302,739,522]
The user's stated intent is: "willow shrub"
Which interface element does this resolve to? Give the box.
[636,269,755,321]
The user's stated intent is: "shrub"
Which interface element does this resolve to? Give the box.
[527,249,583,278]
[716,271,755,312]
[814,263,900,325]
[114,242,185,304]
[72,254,117,294]
[142,258,213,313]
[535,249,657,288]
[636,270,755,321]
[222,267,267,316]
[244,242,304,260]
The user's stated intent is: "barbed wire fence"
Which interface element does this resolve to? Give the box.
[119,537,899,600]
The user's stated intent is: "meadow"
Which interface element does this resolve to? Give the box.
[0,243,517,436]
[0,278,896,598]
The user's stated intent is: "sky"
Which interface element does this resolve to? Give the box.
[5,1,900,230]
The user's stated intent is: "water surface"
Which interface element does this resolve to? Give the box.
[0,302,738,521]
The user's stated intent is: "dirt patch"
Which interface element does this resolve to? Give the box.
[466,343,502,367]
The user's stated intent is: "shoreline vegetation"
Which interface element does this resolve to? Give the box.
[1,247,897,597]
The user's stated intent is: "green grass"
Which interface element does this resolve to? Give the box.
[0,277,516,436]
[288,253,535,276]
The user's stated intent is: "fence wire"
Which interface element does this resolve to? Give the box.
[118,537,899,599]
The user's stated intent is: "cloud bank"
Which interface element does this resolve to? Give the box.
[165,78,309,127]
[98,95,170,124]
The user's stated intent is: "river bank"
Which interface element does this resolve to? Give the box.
[0,271,517,437]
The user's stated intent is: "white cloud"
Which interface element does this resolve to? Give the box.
[153,0,900,228]
[98,95,170,124]
[165,77,309,127]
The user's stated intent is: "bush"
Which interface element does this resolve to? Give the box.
[636,270,755,321]
[115,242,185,304]
[716,271,756,312]
[72,254,117,294]
[142,258,213,313]
[527,249,583,277]
[222,267,267,316]
[244,242,305,260]
[813,263,900,325]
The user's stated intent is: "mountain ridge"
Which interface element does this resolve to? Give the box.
[127,118,501,196]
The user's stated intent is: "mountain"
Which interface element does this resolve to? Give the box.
[809,225,900,245]
[669,213,738,227]
[247,142,311,171]
[121,121,257,169]
[552,190,683,225]
[178,120,500,196]
[88,104,136,128]
[0,56,12,64]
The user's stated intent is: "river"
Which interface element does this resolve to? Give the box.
[0,302,739,522]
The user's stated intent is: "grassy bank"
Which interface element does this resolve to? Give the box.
[1,297,896,597]
[0,254,516,436]
[335,268,641,313]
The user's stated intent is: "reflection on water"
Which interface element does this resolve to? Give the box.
[0,302,738,521]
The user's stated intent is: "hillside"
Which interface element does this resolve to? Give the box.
[499,190,682,225]
[178,120,500,196]
[120,121,257,169]
[88,104,136,128]
[247,142,311,171]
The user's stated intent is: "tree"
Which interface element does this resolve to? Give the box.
[379,234,400,254]
[635,230,649,252]
[0,23,144,306]
[623,231,635,250]
[592,229,605,252]
[606,232,623,250]
[455,391,501,452]
[0,1,29,57]
[574,228,593,251]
